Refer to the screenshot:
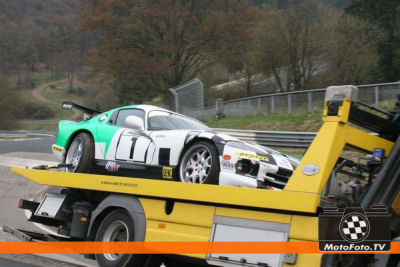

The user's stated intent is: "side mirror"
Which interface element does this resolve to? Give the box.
[125,115,144,130]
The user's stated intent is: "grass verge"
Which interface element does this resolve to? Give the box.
[205,111,323,132]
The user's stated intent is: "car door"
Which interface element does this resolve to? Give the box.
[113,109,153,163]
[95,110,124,160]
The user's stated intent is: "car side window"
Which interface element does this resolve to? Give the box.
[115,109,145,129]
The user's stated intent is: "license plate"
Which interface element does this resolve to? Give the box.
[35,194,66,218]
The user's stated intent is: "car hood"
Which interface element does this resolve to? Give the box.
[222,138,300,167]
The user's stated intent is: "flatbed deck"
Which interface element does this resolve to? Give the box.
[12,168,320,214]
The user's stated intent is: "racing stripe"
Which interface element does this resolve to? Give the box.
[129,138,137,159]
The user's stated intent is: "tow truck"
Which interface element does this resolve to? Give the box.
[4,85,400,267]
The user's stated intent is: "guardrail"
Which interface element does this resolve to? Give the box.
[213,128,317,148]
[0,130,55,138]
[182,81,400,120]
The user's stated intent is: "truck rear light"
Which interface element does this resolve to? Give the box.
[18,199,39,211]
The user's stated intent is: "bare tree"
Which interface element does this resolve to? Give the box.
[80,0,257,101]
[323,13,380,85]
[255,1,332,91]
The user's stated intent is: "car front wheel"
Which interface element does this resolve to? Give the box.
[65,132,94,173]
[179,141,219,184]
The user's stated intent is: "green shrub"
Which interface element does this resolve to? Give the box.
[0,77,22,129]
[23,102,55,119]
[76,87,85,96]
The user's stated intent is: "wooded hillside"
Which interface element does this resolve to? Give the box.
[1,0,399,129]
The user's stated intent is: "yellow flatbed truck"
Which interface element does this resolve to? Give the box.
[6,85,400,267]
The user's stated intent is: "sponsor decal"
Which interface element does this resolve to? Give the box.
[319,204,390,252]
[235,151,269,162]
[162,167,173,179]
[105,161,120,172]
[221,160,234,169]
[100,181,137,188]
[62,103,73,109]
[52,145,63,152]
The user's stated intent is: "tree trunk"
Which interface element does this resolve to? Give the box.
[25,61,33,89]
[245,68,252,96]
[68,71,74,93]
[17,69,22,90]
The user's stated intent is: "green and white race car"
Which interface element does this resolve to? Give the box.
[52,102,299,189]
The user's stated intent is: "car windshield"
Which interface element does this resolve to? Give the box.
[148,110,210,131]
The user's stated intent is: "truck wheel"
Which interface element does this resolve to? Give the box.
[95,209,155,267]
[179,141,219,184]
[65,132,94,173]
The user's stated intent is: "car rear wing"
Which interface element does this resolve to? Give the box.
[62,101,101,119]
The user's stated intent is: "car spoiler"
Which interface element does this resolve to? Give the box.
[62,101,101,119]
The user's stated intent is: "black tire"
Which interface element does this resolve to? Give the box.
[179,141,220,185]
[65,132,94,173]
[95,209,161,267]
[163,256,209,267]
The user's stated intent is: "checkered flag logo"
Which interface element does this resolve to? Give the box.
[339,213,370,242]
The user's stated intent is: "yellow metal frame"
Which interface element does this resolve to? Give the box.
[285,99,394,193]
[12,168,320,213]
[10,98,395,267]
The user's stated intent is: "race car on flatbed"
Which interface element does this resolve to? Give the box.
[52,102,299,189]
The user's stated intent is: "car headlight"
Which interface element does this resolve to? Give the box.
[235,159,259,177]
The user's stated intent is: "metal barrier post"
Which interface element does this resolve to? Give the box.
[258,97,261,113]
[235,102,238,116]
[271,96,275,114]
[216,98,224,117]
[375,85,379,108]
[308,92,313,113]
[288,94,292,114]
[168,88,179,112]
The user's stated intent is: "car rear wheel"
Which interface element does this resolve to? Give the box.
[179,141,219,184]
[65,132,94,173]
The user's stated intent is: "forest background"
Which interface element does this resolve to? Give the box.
[1,0,399,129]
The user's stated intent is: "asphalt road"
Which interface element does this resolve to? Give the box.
[0,136,55,154]
[0,133,94,267]
[0,257,35,267]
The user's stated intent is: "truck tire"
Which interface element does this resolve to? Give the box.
[179,141,220,184]
[65,132,94,173]
[95,209,160,267]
